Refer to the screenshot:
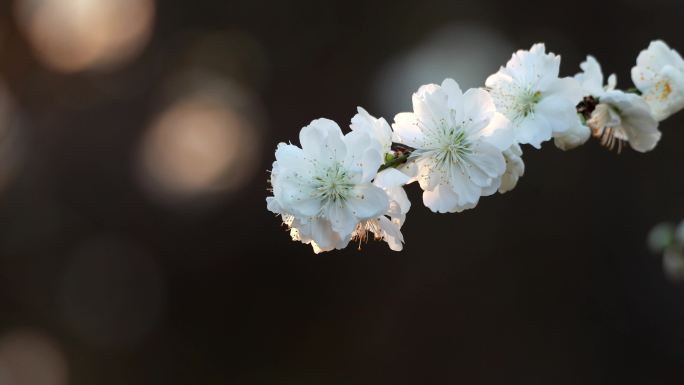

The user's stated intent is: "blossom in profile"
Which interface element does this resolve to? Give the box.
[632,40,684,121]
[349,108,411,251]
[499,144,524,193]
[393,78,514,213]
[576,56,660,152]
[486,43,583,148]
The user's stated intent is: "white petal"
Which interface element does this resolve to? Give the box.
[553,123,591,151]
[606,74,617,91]
[484,71,512,91]
[326,202,358,236]
[422,184,460,213]
[475,111,515,151]
[447,166,482,211]
[498,144,525,193]
[276,176,321,217]
[343,130,383,183]
[397,157,420,183]
[544,77,583,105]
[392,112,424,148]
[412,83,450,132]
[374,168,411,189]
[351,107,393,152]
[309,218,343,252]
[462,87,496,131]
[574,55,605,96]
[441,78,465,122]
[415,157,443,191]
[300,118,346,163]
[274,142,306,165]
[347,184,389,220]
[361,148,383,183]
[387,186,411,215]
[535,93,580,135]
[266,196,283,214]
[503,43,560,88]
[378,216,404,251]
[516,113,551,149]
[467,141,506,186]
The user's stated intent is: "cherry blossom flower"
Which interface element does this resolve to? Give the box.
[578,56,660,152]
[632,40,684,121]
[267,118,389,253]
[486,43,583,148]
[393,78,514,213]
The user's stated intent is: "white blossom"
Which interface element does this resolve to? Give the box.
[499,144,524,193]
[577,56,661,152]
[552,56,609,151]
[392,78,514,213]
[349,108,412,251]
[631,40,684,121]
[266,118,390,253]
[486,43,583,148]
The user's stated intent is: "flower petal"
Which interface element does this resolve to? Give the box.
[516,113,551,149]
[326,202,358,236]
[575,55,605,96]
[467,141,506,185]
[309,218,343,252]
[422,184,460,213]
[463,87,496,129]
[343,130,383,183]
[276,176,321,217]
[347,184,389,220]
[476,112,515,151]
[535,93,579,135]
[392,112,424,148]
[374,168,411,189]
[378,216,404,251]
[351,107,393,153]
[300,118,346,162]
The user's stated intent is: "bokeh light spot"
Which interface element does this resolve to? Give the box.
[0,329,68,385]
[14,0,155,73]
[138,78,263,204]
[372,24,514,116]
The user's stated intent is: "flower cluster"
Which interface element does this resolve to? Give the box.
[268,40,684,253]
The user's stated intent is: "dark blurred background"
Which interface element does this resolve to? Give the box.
[0,0,683,384]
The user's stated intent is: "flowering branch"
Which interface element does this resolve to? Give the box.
[267,40,684,254]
